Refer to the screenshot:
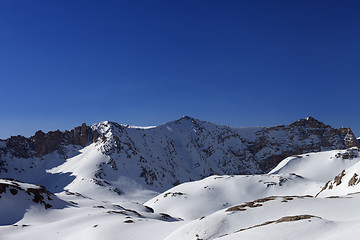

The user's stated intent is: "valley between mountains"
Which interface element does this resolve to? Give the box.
[1,116,360,240]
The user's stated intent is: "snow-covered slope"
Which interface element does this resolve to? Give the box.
[269,148,360,182]
[2,147,360,239]
[164,193,360,240]
[145,173,321,220]
[0,178,183,240]
[316,149,360,197]
[0,179,67,225]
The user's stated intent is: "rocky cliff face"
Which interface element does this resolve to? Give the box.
[0,117,358,191]
[256,117,358,171]
[2,123,98,158]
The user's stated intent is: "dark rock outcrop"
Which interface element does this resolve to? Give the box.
[256,117,358,172]
[0,179,56,209]
[1,123,99,158]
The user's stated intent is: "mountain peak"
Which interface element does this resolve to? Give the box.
[290,116,327,128]
[305,116,316,121]
[167,116,200,125]
[179,115,196,121]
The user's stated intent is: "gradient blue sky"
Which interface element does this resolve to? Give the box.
[1,1,360,138]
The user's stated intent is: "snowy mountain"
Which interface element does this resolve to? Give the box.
[269,147,360,182]
[0,116,357,193]
[1,116,360,240]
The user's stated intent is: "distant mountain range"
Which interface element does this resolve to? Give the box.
[0,116,358,192]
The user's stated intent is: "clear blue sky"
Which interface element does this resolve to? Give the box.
[1,1,360,138]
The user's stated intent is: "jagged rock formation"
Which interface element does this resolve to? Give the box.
[0,117,358,191]
[3,123,97,158]
[289,117,358,149]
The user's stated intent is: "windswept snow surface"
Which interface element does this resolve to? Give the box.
[146,174,322,220]
[269,148,360,182]
[0,188,184,240]
[163,193,360,240]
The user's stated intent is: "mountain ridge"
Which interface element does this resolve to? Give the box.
[0,116,358,193]
[1,116,357,157]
